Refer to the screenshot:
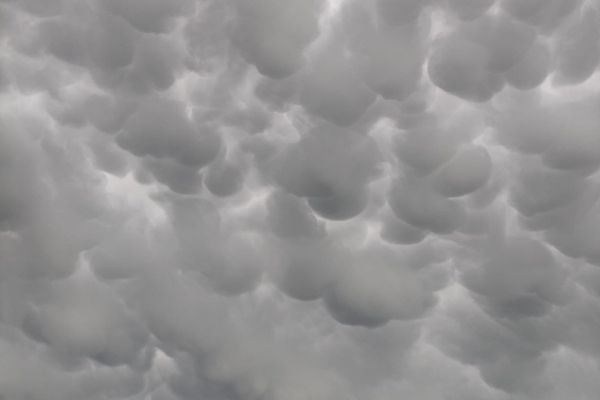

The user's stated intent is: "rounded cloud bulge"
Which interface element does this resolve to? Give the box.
[1,0,600,399]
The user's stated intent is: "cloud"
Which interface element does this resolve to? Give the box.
[233,0,324,79]
[0,0,599,399]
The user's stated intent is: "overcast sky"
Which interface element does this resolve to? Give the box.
[1,0,600,399]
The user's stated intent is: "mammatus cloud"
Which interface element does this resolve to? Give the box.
[1,0,600,399]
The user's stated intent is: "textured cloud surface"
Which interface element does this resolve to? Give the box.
[1,0,600,399]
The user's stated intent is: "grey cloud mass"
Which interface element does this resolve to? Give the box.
[1,0,600,399]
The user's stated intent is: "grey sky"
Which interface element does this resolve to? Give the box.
[0,0,600,399]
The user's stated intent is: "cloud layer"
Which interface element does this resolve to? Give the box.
[1,0,600,399]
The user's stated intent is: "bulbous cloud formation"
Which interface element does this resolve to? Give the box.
[1,0,600,399]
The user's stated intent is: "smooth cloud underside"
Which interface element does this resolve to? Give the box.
[1,0,600,399]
